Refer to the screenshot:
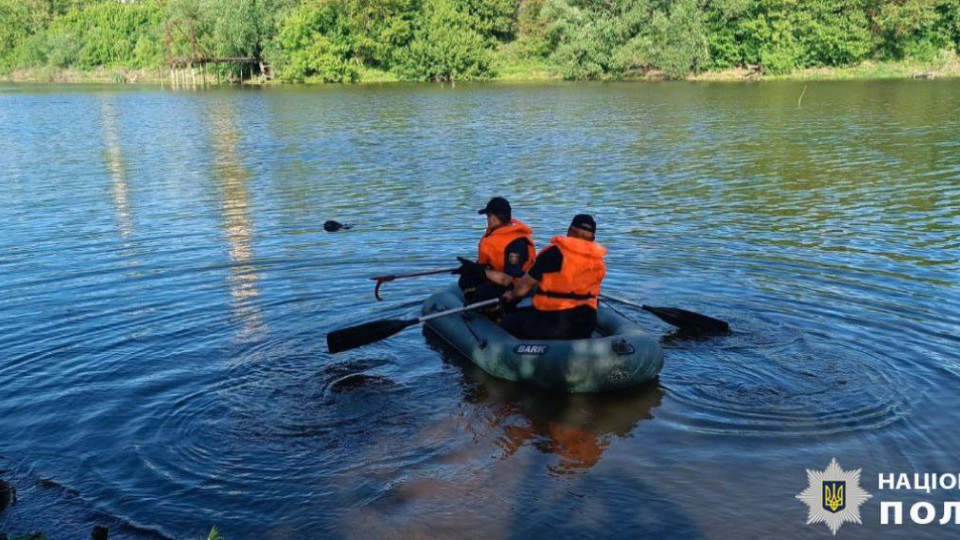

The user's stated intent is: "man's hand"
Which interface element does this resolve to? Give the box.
[501,290,518,304]
[485,269,514,287]
[514,273,539,298]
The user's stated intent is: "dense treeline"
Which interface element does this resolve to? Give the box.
[1,0,959,82]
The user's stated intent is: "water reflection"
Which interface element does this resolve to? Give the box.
[208,101,264,341]
[99,101,133,240]
[425,330,663,474]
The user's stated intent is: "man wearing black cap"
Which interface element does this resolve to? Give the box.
[456,197,536,303]
[500,214,607,340]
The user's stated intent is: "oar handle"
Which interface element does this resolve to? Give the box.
[369,267,459,282]
[371,267,460,301]
[419,298,499,323]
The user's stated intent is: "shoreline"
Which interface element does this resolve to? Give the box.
[2,56,959,86]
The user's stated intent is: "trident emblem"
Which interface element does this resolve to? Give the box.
[822,481,846,513]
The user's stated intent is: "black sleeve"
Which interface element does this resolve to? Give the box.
[528,245,563,281]
[502,238,531,278]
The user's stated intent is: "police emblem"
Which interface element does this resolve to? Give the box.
[508,252,520,266]
[822,481,845,513]
[796,459,871,535]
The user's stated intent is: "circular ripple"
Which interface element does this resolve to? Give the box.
[657,323,908,437]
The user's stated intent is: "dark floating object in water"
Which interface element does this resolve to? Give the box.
[92,526,109,540]
[0,479,15,512]
[328,373,393,393]
[324,220,352,232]
[35,477,79,497]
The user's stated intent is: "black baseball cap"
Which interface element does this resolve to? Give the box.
[478,197,511,216]
[570,214,597,233]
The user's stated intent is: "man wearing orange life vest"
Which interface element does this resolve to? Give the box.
[500,214,606,340]
[456,197,536,303]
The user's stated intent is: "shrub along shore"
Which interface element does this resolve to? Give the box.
[1,0,960,84]
[3,54,960,84]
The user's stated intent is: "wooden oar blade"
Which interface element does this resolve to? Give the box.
[327,318,417,354]
[641,305,730,334]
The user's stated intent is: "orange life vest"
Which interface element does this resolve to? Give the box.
[533,236,607,311]
[477,219,536,277]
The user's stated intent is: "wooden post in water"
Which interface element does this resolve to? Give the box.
[201,62,207,88]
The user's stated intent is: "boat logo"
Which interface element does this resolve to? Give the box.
[796,458,871,535]
[514,344,549,355]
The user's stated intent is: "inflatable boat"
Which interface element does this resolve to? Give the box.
[422,285,663,393]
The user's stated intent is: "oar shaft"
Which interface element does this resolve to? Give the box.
[599,293,643,310]
[371,267,458,281]
[419,298,499,323]
[327,297,501,353]
[403,267,459,278]
[372,266,460,300]
[601,293,729,334]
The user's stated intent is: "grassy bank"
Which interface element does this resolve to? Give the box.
[691,51,960,81]
[0,67,167,84]
[3,54,959,86]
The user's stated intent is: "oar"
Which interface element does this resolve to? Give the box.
[600,293,730,334]
[327,298,499,354]
[371,267,459,301]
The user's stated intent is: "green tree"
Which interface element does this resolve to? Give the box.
[271,0,358,82]
[165,0,291,62]
[544,0,650,79]
[398,0,495,80]
[17,0,164,69]
[705,0,753,69]
[872,0,957,60]
[345,0,419,67]
[794,0,872,66]
[645,0,709,78]
[4,0,960,83]
[458,0,520,39]
[515,0,551,56]
[0,0,51,70]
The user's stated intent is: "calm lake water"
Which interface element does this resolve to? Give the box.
[1,80,958,539]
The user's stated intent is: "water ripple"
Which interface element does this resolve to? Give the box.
[1,81,959,538]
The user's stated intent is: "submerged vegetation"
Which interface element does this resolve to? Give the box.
[1,0,960,82]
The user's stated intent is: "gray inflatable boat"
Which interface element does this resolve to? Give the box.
[422,285,663,393]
